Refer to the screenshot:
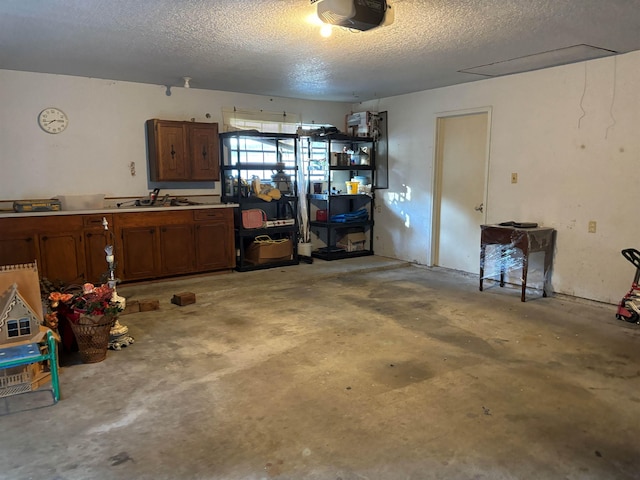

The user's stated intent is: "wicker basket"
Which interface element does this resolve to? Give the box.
[69,315,115,363]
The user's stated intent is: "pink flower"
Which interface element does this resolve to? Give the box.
[48,292,74,308]
[46,283,122,321]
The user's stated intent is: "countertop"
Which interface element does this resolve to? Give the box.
[0,203,238,219]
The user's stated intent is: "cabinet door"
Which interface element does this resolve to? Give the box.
[82,215,114,285]
[0,218,40,267]
[120,227,159,280]
[189,123,220,181]
[0,235,38,267]
[39,232,85,283]
[148,120,188,181]
[159,224,194,274]
[195,221,234,270]
[84,231,109,284]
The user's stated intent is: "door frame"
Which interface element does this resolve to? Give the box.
[430,107,493,267]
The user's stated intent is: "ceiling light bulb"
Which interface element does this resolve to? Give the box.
[183,76,191,88]
[320,24,332,37]
[306,13,323,26]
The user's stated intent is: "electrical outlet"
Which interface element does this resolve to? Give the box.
[511,173,518,184]
[588,221,597,233]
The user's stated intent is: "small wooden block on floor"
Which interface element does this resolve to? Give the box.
[121,300,140,315]
[171,292,196,306]
[138,299,160,312]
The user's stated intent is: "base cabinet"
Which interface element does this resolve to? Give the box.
[116,210,199,281]
[0,216,85,284]
[119,226,159,280]
[0,234,38,268]
[82,214,113,284]
[194,209,235,271]
[0,207,235,285]
[115,208,234,281]
[160,224,195,275]
[39,230,85,284]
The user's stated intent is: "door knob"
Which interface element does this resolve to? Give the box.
[474,203,484,213]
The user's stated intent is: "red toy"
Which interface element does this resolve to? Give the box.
[616,248,640,324]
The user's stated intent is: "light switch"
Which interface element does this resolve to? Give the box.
[588,221,597,233]
[511,173,518,184]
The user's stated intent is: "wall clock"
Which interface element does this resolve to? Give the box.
[38,107,69,134]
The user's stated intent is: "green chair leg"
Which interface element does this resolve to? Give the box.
[46,330,60,403]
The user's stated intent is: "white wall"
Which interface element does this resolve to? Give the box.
[359,50,640,304]
[0,69,350,200]
[3,54,639,304]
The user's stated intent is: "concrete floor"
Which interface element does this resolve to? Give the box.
[1,256,639,480]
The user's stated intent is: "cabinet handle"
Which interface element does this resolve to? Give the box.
[170,144,176,159]
[42,236,48,241]
[86,232,93,238]
[201,146,207,159]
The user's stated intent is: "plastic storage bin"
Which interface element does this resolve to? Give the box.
[57,194,105,211]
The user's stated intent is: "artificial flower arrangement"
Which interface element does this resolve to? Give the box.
[46,282,123,326]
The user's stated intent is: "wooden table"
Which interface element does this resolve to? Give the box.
[479,224,556,302]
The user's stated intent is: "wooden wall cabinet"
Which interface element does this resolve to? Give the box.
[189,123,220,181]
[146,119,220,182]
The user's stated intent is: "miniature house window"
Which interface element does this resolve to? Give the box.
[19,318,31,335]
[7,318,31,338]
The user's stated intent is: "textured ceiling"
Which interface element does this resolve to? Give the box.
[1,0,639,102]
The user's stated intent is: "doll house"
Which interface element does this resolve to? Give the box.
[0,264,55,399]
[0,283,42,345]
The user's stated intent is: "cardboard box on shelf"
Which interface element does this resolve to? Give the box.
[245,238,293,265]
[336,230,367,252]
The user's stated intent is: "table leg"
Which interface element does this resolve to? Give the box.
[479,244,485,291]
[542,247,552,297]
[521,252,528,302]
[500,247,505,287]
[47,330,60,403]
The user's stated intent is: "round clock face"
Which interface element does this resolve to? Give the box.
[38,108,69,134]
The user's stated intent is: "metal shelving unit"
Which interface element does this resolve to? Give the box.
[303,134,375,261]
[220,131,299,271]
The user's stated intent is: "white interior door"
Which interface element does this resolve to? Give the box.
[433,112,489,273]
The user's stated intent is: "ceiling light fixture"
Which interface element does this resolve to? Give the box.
[320,24,333,37]
[183,76,191,88]
[312,0,392,32]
